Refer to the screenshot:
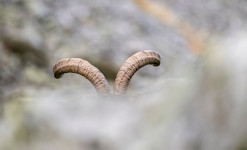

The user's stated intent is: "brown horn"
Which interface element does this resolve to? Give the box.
[114,50,161,95]
[53,58,111,96]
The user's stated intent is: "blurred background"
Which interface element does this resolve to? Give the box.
[0,0,247,149]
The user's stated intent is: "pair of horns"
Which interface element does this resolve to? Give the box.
[53,50,161,96]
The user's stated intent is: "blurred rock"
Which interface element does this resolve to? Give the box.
[0,43,21,87]
[0,92,143,150]
[0,1,247,150]
[1,25,48,68]
[133,32,247,150]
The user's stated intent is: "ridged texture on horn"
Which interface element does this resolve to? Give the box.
[53,58,111,96]
[114,50,161,95]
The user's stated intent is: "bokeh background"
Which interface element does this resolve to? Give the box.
[1,0,247,149]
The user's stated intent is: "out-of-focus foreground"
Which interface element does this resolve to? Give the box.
[1,0,247,150]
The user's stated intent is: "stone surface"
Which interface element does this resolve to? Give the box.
[0,0,247,150]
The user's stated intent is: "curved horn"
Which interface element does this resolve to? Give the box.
[114,50,161,95]
[53,58,111,96]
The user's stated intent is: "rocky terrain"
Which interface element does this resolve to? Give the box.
[0,0,247,150]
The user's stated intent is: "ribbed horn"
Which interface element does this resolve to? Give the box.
[114,50,161,95]
[53,58,111,96]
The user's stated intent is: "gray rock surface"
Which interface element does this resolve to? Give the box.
[0,0,247,150]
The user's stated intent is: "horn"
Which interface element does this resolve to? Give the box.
[53,58,111,96]
[114,50,161,95]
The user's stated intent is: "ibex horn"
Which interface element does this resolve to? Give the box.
[53,58,111,96]
[114,50,161,95]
